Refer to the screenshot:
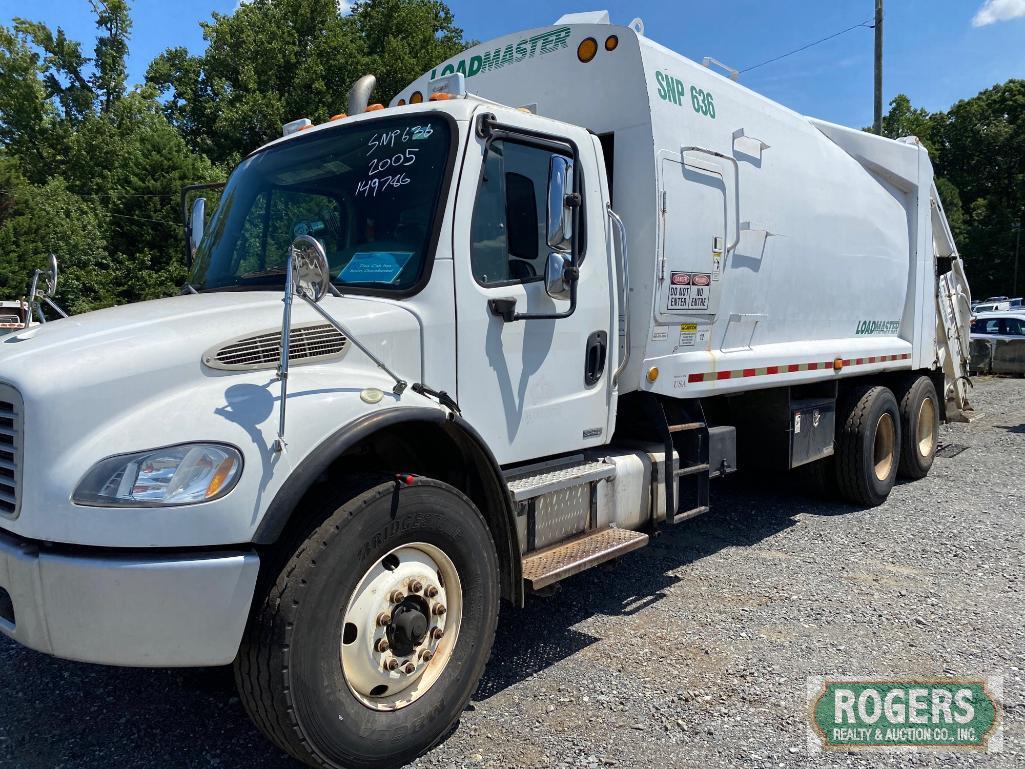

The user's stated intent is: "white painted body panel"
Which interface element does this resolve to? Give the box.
[395,21,951,399]
[0,292,446,547]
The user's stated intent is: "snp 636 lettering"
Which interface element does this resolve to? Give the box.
[655,70,716,119]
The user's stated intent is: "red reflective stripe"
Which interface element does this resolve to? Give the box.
[685,350,911,384]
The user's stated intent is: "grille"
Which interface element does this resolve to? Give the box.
[0,385,22,518]
[203,323,348,371]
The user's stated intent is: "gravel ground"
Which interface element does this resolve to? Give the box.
[2,376,1022,769]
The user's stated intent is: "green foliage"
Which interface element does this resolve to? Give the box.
[878,86,1025,297]
[146,0,468,165]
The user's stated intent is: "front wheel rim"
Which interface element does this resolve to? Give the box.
[917,397,937,458]
[340,542,462,711]
[873,412,896,482]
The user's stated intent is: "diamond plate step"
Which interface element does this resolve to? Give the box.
[506,460,616,502]
[521,527,649,590]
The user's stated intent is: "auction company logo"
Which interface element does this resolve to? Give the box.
[807,677,1002,753]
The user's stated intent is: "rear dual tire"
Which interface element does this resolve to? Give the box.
[895,376,939,480]
[836,385,902,507]
[833,377,939,506]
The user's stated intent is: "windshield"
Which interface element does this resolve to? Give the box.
[191,115,453,293]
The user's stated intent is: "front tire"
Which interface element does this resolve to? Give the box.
[236,477,500,769]
[896,376,939,479]
[835,385,902,507]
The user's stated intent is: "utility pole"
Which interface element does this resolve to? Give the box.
[1013,221,1022,297]
[873,0,884,134]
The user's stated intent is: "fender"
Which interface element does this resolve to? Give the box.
[252,406,523,602]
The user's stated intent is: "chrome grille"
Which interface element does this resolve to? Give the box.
[203,323,348,372]
[0,384,22,519]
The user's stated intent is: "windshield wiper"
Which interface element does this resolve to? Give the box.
[237,267,287,280]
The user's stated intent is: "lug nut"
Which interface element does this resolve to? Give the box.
[389,590,405,604]
[375,638,390,653]
[402,662,416,674]
[432,603,447,616]
[384,658,399,671]
[431,627,445,640]
[419,649,434,662]
[425,585,439,598]
[376,612,391,627]
[410,580,423,593]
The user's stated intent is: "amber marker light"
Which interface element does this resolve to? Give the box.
[833,357,845,372]
[577,37,598,63]
[646,367,659,382]
[605,34,619,51]
[410,91,424,104]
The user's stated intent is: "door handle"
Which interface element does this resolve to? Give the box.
[584,330,608,386]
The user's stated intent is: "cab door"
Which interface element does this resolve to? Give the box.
[453,117,612,466]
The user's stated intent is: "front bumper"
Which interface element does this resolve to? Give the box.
[0,528,259,667]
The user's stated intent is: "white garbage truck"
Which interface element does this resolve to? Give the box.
[0,11,972,769]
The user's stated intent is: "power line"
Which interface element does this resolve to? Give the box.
[740,18,874,75]
[106,211,179,226]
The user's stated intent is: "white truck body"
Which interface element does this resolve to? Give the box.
[0,14,972,763]
[395,18,967,407]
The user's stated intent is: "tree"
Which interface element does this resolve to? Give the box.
[0,1,216,307]
[147,0,468,164]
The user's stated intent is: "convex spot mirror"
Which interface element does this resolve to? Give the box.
[290,234,331,303]
[189,197,206,258]
[544,251,573,299]
[44,253,58,297]
[546,155,575,252]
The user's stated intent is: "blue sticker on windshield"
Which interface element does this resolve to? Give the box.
[340,252,414,283]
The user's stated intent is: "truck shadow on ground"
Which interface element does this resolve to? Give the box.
[0,473,857,769]
[474,470,856,701]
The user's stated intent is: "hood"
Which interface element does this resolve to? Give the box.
[0,291,423,401]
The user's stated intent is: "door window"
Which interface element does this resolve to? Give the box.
[471,140,566,286]
[1001,317,1025,335]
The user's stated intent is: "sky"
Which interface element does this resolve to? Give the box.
[1,0,1023,128]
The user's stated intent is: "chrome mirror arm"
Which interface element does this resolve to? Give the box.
[274,240,407,453]
[274,245,297,453]
[298,295,408,396]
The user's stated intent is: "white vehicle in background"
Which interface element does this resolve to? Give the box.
[970,311,1025,375]
[0,12,973,769]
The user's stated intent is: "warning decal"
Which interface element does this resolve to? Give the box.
[666,272,712,312]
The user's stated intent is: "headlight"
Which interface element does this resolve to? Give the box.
[73,443,243,507]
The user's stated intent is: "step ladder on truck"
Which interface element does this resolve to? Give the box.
[0,11,974,769]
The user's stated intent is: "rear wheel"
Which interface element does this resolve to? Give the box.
[835,385,902,507]
[896,376,939,479]
[235,477,500,769]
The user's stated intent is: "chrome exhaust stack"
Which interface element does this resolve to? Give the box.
[346,74,377,115]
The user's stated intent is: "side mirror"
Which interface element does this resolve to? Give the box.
[544,251,573,299]
[290,235,331,303]
[546,155,574,251]
[44,254,58,297]
[189,197,206,258]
